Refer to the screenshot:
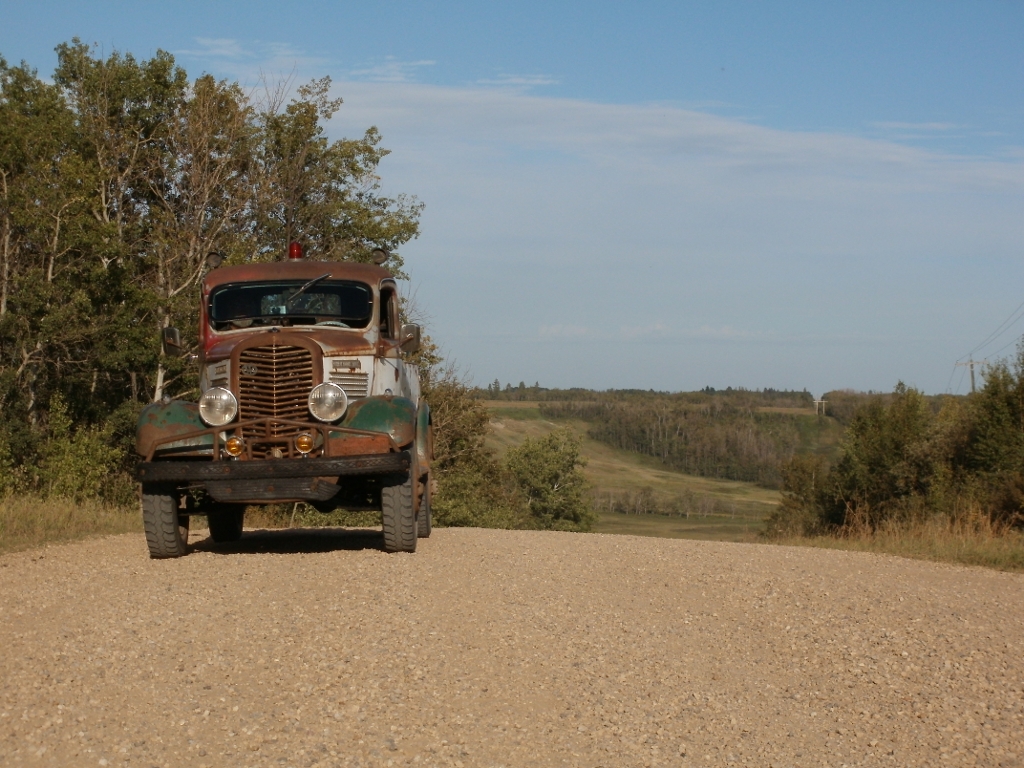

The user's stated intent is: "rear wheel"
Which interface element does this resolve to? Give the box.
[382,474,416,553]
[208,504,245,543]
[417,472,432,539]
[141,484,189,558]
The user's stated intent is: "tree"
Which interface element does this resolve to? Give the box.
[253,77,422,273]
[505,428,593,530]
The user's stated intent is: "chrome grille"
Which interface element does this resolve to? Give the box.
[238,344,315,438]
[329,371,369,399]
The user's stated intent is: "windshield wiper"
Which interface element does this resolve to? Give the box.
[284,273,332,308]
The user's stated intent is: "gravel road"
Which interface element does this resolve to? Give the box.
[1,527,1022,768]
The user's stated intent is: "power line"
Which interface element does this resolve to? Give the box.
[963,297,1024,360]
[948,296,1024,394]
[954,359,987,394]
[987,334,1023,360]
[954,364,968,395]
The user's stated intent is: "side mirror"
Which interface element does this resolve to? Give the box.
[400,323,421,354]
[162,326,183,356]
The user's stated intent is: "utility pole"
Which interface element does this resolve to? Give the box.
[955,359,987,394]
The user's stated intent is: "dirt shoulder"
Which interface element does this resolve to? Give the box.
[1,528,1022,767]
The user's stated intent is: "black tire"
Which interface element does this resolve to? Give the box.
[417,473,432,539]
[382,473,417,553]
[208,505,245,543]
[141,484,189,558]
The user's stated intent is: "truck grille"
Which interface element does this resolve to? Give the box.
[238,344,314,438]
[329,371,369,399]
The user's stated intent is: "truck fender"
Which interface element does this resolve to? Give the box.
[340,396,417,448]
[136,400,210,458]
[415,400,432,475]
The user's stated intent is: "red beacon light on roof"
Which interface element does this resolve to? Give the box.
[288,241,304,260]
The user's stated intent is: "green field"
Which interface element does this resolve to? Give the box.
[484,401,779,542]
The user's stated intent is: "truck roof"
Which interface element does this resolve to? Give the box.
[202,260,396,292]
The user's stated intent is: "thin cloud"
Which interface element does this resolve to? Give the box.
[177,37,249,60]
[539,325,588,338]
[620,324,764,340]
[476,74,559,87]
[349,57,436,83]
[174,38,331,84]
[870,121,959,131]
[619,323,669,339]
[684,326,767,340]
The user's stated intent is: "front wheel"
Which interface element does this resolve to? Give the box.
[208,504,245,543]
[141,484,189,558]
[382,474,416,553]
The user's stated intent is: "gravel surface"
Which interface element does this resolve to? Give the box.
[1,527,1022,768]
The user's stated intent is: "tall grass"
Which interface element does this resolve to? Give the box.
[776,513,1024,572]
[243,503,382,530]
[0,494,139,555]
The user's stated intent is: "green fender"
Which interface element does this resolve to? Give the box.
[136,400,211,457]
[331,396,417,448]
[415,399,432,474]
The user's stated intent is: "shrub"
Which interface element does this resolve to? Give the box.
[505,428,594,531]
[36,394,132,505]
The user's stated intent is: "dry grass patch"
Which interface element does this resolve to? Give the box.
[0,494,139,554]
[777,515,1024,572]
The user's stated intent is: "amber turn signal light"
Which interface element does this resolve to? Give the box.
[295,433,315,454]
[225,436,245,457]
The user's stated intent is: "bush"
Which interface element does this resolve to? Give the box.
[36,395,132,505]
[768,362,1024,539]
[505,428,594,531]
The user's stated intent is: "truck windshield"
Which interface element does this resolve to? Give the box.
[209,280,373,330]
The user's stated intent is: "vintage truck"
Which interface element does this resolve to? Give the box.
[134,244,432,558]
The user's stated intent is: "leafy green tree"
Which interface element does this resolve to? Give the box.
[764,453,829,537]
[968,355,1024,474]
[824,382,932,527]
[505,428,593,530]
[254,77,422,272]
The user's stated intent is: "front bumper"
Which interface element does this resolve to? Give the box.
[137,450,411,484]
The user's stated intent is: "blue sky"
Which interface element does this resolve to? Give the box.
[3,1,1023,394]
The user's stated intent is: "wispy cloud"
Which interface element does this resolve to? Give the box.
[476,73,559,88]
[619,324,765,341]
[619,323,669,339]
[349,57,436,83]
[683,325,766,340]
[177,37,249,60]
[174,37,331,85]
[539,325,588,338]
[870,121,960,131]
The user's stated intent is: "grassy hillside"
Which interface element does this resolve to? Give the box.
[485,401,780,542]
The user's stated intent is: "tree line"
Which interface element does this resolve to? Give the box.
[536,388,823,488]
[767,356,1024,536]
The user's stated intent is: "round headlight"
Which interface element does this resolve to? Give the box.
[198,387,238,426]
[308,382,348,422]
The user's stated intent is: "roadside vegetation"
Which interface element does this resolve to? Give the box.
[484,380,1024,570]
[761,355,1024,571]
[484,400,778,542]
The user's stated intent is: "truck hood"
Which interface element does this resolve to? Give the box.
[204,329,375,362]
